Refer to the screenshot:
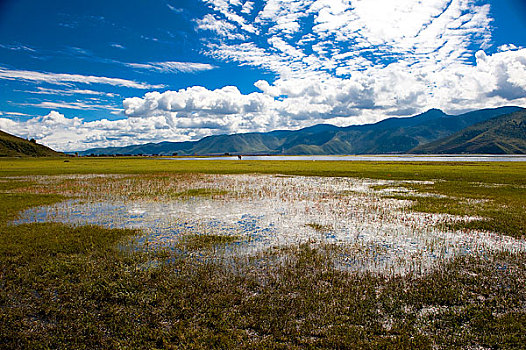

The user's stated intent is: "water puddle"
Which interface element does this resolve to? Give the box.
[12,174,526,275]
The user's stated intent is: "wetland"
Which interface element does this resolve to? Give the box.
[1,158,525,349]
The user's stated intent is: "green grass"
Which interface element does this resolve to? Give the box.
[1,158,525,348]
[1,157,525,184]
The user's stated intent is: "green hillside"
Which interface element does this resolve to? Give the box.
[410,109,526,154]
[0,130,63,157]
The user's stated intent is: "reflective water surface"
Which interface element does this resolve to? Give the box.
[12,174,526,275]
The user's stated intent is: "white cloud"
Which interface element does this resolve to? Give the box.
[123,86,276,131]
[110,43,126,49]
[0,111,32,117]
[0,111,187,152]
[196,14,247,40]
[27,87,118,97]
[167,4,184,13]
[241,1,254,14]
[0,43,36,52]
[126,61,216,73]
[197,0,494,81]
[0,68,163,89]
[201,0,258,33]
[21,101,121,112]
[122,49,526,136]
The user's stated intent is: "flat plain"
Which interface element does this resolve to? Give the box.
[1,157,525,349]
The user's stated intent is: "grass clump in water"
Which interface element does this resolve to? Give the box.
[171,188,228,199]
[306,222,333,233]
[177,233,242,251]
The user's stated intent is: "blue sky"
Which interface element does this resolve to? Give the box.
[0,0,525,151]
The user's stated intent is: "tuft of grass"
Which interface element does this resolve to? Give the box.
[306,222,333,233]
[177,234,242,251]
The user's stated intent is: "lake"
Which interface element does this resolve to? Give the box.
[166,154,526,162]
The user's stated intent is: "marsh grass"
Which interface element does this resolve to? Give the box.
[171,188,229,199]
[1,159,525,348]
[306,222,333,233]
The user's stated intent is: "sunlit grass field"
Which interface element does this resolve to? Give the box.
[1,157,525,348]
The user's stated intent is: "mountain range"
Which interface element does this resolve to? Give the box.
[78,106,524,156]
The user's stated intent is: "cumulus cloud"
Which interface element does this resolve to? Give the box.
[0,111,187,152]
[121,49,526,136]
[0,68,162,89]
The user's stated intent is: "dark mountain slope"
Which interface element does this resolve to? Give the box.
[0,130,63,157]
[410,109,526,154]
[322,106,522,154]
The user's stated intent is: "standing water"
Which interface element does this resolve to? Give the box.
[12,174,526,275]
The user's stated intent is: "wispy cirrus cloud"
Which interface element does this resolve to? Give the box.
[167,4,184,14]
[196,14,247,40]
[110,43,126,50]
[0,67,163,89]
[0,111,32,117]
[0,43,36,52]
[26,87,118,97]
[126,61,216,73]
[21,100,122,112]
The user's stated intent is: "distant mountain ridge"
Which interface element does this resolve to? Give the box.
[78,106,524,156]
[410,109,526,154]
[0,130,62,157]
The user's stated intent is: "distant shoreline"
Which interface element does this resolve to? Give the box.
[161,154,526,162]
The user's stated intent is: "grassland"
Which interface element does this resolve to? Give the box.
[1,158,525,348]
